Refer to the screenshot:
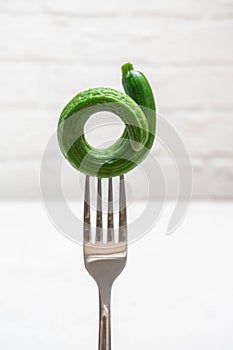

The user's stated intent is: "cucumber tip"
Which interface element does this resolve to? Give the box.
[121,62,134,75]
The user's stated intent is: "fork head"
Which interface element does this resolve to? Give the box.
[83,176,127,287]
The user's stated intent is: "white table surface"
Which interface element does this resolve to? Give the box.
[0,200,233,350]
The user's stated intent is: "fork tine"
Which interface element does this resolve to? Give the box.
[107,178,114,242]
[84,176,91,242]
[119,175,127,242]
[96,178,103,242]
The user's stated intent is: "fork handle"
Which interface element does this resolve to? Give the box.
[98,286,112,350]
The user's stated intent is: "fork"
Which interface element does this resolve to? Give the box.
[83,175,127,350]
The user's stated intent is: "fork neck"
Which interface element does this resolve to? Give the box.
[98,284,112,350]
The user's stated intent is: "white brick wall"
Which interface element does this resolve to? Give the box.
[0,0,233,199]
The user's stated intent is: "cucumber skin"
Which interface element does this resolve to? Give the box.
[57,63,156,178]
[121,63,156,159]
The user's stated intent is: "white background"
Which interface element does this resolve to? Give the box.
[0,0,233,349]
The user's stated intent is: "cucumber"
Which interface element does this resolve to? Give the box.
[57,63,156,178]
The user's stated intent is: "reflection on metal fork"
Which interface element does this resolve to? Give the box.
[83,176,127,350]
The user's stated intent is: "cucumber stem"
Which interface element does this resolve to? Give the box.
[121,62,134,75]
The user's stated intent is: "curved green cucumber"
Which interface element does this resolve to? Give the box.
[57,63,156,178]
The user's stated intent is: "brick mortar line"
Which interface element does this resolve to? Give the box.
[0,59,233,69]
[1,104,233,112]
[0,9,233,21]
[0,153,233,162]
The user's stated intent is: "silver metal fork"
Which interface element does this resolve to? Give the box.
[83,175,127,350]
